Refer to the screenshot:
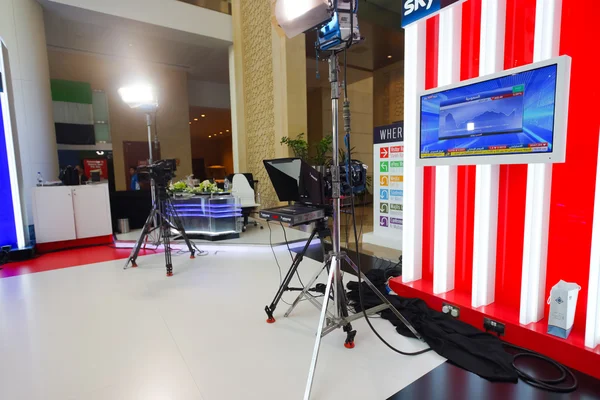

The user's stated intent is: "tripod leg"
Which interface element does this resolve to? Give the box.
[336,272,356,349]
[167,199,196,259]
[266,228,319,323]
[304,255,337,400]
[284,255,331,318]
[342,255,424,342]
[124,208,156,269]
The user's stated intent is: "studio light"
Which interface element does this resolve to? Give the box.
[118,82,159,220]
[275,0,330,38]
[118,84,158,112]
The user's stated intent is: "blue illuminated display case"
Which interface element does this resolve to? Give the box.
[169,194,242,240]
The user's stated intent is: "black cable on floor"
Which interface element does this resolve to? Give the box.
[503,342,578,392]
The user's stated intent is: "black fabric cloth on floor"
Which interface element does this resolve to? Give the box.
[346,270,518,383]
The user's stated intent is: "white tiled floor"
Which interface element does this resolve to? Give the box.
[0,248,445,400]
[116,219,312,246]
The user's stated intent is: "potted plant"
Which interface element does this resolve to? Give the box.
[312,134,333,174]
[280,133,309,160]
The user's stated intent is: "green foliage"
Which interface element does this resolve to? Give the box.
[169,179,222,194]
[313,135,333,166]
[280,133,309,160]
[169,181,188,193]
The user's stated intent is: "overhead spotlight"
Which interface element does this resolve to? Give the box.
[194,118,198,121]
[275,0,330,38]
[118,84,158,112]
[387,55,393,59]
[201,114,206,118]
[220,131,223,134]
[96,150,105,155]
[189,122,192,125]
[226,129,230,132]
[208,135,212,138]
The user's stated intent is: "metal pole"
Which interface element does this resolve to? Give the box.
[304,52,342,400]
[329,54,342,321]
[146,113,157,227]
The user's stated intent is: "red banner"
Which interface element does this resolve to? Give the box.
[83,159,108,179]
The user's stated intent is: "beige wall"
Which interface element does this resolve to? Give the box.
[231,0,308,208]
[47,49,193,191]
[374,60,404,126]
[307,88,323,159]
[314,75,374,176]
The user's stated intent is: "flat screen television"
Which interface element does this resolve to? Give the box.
[418,55,571,166]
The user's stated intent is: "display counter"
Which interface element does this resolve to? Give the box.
[170,194,242,240]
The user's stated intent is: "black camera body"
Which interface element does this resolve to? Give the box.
[138,159,177,185]
[324,160,367,197]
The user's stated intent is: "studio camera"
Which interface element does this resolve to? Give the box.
[137,159,177,184]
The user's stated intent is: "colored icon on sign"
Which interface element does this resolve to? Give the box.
[380,216,389,227]
[390,203,403,212]
[380,147,389,158]
[380,175,389,186]
[380,161,389,172]
[380,203,389,214]
[380,189,389,200]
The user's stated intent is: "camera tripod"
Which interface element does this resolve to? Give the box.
[123,178,195,276]
[264,219,331,323]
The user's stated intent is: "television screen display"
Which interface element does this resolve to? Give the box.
[418,56,571,166]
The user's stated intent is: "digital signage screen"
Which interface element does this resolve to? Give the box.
[418,56,571,166]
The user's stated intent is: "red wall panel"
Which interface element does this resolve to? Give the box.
[454,0,481,294]
[422,16,440,282]
[545,0,600,332]
[494,0,536,312]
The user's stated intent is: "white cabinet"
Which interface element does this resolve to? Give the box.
[72,185,113,239]
[33,184,113,243]
[32,186,76,243]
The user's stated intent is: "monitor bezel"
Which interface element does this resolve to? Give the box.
[416,55,571,167]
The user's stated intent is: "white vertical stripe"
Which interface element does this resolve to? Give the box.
[520,0,563,325]
[0,42,25,248]
[586,129,600,349]
[472,0,506,308]
[402,21,426,283]
[433,6,462,295]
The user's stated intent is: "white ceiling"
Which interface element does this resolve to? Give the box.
[41,1,231,83]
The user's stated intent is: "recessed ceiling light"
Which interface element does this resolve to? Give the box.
[189,122,192,125]
[220,131,223,134]
[201,114,206,118]
[387,55,392,59]
[194,118,198,121]
[226,129,229,132]
[208,135,212,138]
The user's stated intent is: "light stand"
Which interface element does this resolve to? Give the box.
[146,113,158,227]
[296,52,424,400]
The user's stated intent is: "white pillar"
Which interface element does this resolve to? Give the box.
[228,45,241,173]
[471,0,506,308]
[586,128,600,349]
[0,0,58,236]
[402,21,426,283]
[520,0,563,325]
[433,6,462,295]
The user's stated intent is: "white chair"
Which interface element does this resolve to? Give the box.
[231,174,262,232]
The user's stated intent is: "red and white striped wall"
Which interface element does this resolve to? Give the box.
[400,0,600,378]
